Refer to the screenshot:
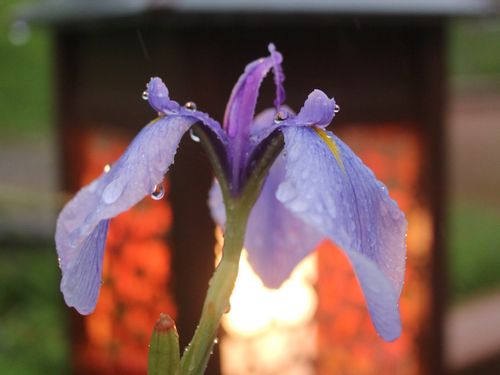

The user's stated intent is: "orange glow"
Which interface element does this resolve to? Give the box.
[71,128,176,374]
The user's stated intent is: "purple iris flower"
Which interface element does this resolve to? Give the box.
[56,44,406,341]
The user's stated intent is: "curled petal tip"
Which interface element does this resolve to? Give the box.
[296,89,336,127]
[146,77,179,114]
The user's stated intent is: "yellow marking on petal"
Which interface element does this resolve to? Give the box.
[150,116,162,125]
[314,127,345,173]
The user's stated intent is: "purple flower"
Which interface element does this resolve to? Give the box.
[56,44,406,341]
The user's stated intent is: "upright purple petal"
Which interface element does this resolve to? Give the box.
[223,48,284,135]
[56,115,195,314]
[223,46,284,189]
[277,126,407,341]
[268,43,285,108]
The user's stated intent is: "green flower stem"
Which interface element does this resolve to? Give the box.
[178,199,250,375]
[177,127,284,375]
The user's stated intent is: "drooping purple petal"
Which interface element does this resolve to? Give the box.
[249,89,335,150]
[245,154,323,287]
[60,220,109,314]
[56,115,196,314]
[277,126,407,341]
[147,77,180,114]
[208,154,322,288]
[147,77,227,144]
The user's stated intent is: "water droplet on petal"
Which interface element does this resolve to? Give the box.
[334,104,340,113]
[214,337,219,345]
[274,110,288,123]
[151,183,165,200]
[142,90,149,100]
[288,198,309,213]
[276,180,297,203]
[189,128,201,143]
[102,179,124,204]
[57,257,62,269]
[184,101,197,111]
[103,164,111,173]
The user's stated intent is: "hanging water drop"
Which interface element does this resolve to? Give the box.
[151,183,165,200]
[334,104,340,113]
[184,101,197,111]
[103,164,111,173]
[142,90,149,100]
[189,128,201,143]
[274,110,288,123]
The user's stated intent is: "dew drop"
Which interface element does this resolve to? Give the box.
[57,257,62,269]
[184,101,197,111]
[274,110,288,123]
[334,104,340,113]
[151,183,165,200]
[276,180,297,203]
[189,128,201,143]
[142,90,149,100]
[103,164,111,173]
[102,179,124,204]
[214,337,219,345]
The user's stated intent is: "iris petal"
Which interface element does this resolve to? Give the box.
[208,156,323,288]
[294,89,336,127]
[147,77,180,114]
[60,220,109,314]
[148,77,227,144]
[278,126,406,341]
[268,43,286,108]
[56,115,196,314]
[244,155,323,287]
[223,48,284,136]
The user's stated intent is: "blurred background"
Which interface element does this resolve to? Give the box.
[0,0,499,374]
